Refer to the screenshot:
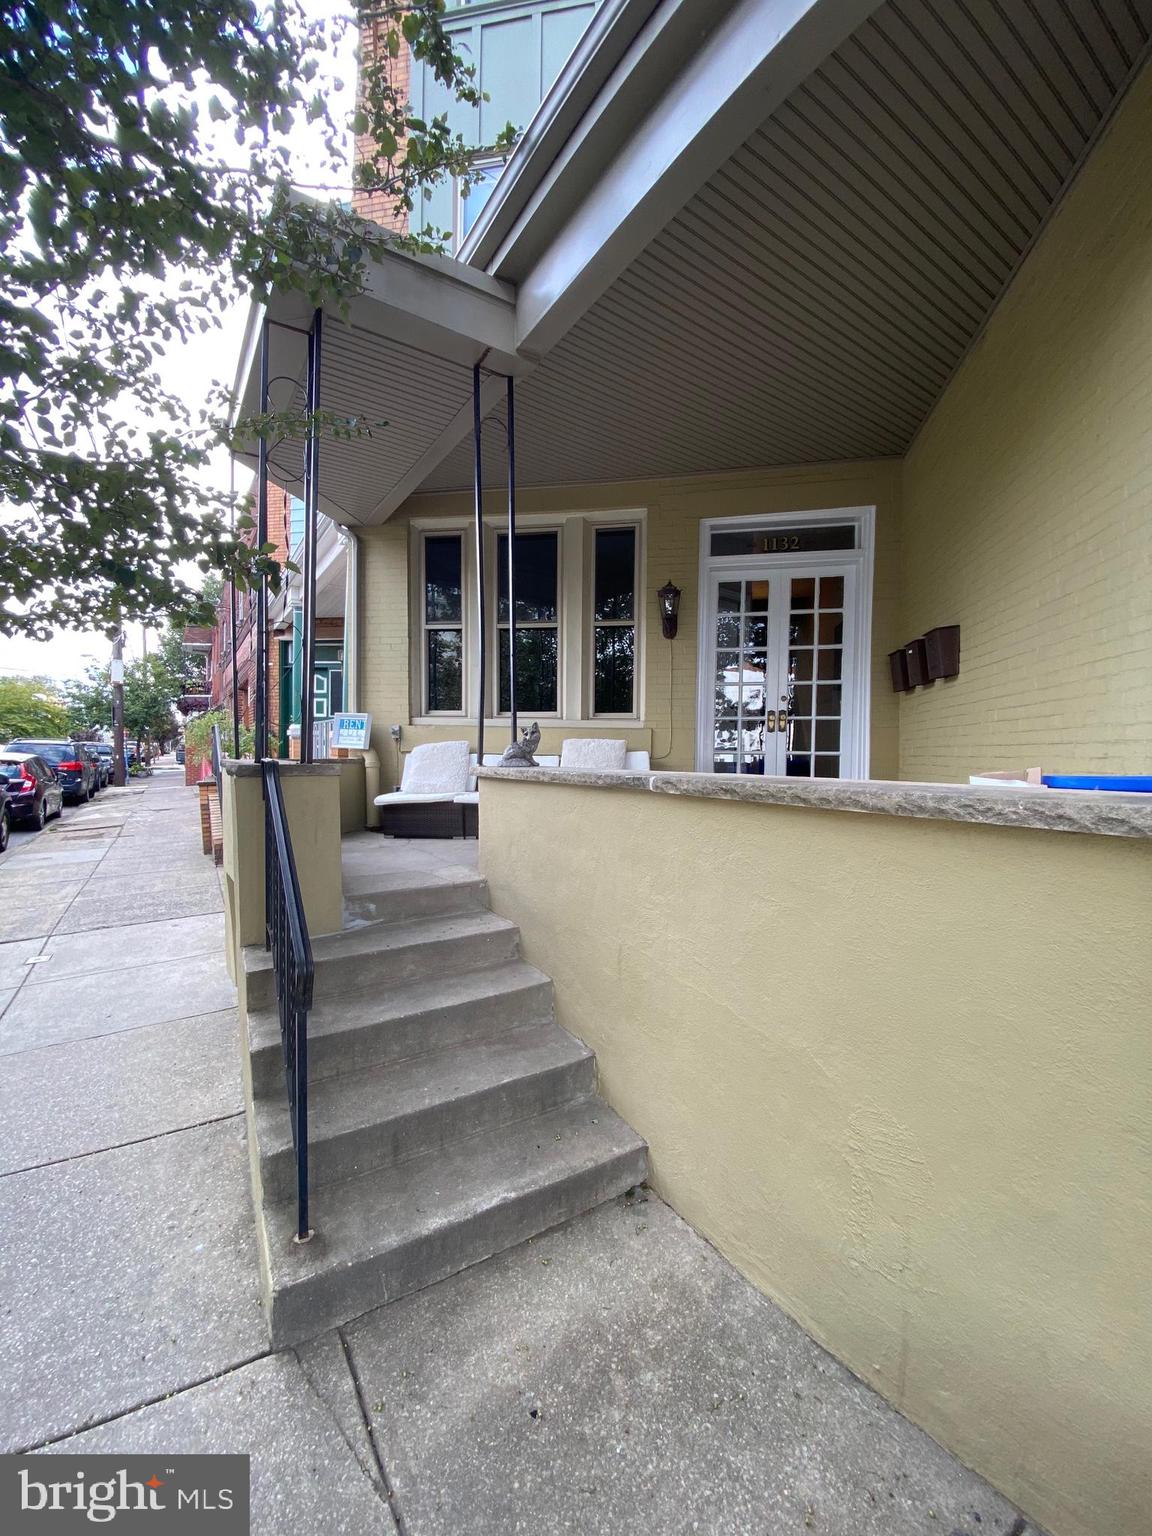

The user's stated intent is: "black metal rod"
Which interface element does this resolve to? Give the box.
[228,463,241,757]
[263,759,314,1242]
[473,363,486,765]
[254,317,271,760]
[506,375,517,745]
[300,309,322,764]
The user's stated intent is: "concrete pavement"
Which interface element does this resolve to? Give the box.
[0,767,1040,1535]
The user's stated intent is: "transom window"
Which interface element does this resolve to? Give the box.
[423,534,464,713]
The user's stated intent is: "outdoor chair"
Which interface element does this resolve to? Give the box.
[559,739,651,772]
[374,740,470,838]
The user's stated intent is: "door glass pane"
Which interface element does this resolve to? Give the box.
[782,573,847,780]
[498,532,558,622]
[425,536,462,622]
[499,628,557,712]
[744,617,768,649]
[594,528,635,620]
[717,582,741,613]
[427,630,462,711]
[815,719,841,752]
[746,580,770,612]
[716,614,740,647]
[594,626,634,713]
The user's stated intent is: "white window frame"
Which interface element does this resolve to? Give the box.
[418,529,468,718]
[586,520,642,719]
[454,158,505,252]
[490,521,563,720]
[410,508,647,727]
[695,506,875,779]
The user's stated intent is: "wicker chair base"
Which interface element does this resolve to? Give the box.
[376,802,465,839]
[461,803,478,839]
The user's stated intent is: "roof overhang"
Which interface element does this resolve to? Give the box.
[230,244,529,526]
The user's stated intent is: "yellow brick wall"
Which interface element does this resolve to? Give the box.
[358,459,902,779]
[898,64,1152,783]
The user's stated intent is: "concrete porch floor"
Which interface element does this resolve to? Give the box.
[340,829,479,928]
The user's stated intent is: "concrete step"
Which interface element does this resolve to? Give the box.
[247,960,555,1096]
[244,909,521,1011]
[256,1098,647,1346]
[255,1024,596,1202]
[342,870,489,929]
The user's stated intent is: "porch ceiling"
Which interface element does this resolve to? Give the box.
[230,243,522,526]
[419,0,1152,491]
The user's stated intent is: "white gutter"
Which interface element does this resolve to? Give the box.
[341,528,359,713]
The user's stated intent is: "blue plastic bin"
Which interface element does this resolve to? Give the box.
[1041,775,1152,792]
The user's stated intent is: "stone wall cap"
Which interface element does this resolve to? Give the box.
[223,758,343,778]
[476,766,1152,839]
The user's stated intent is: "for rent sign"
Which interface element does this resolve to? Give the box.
[331,714,372,750]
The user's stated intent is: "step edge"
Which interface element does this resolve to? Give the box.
[256,1037,595,1163]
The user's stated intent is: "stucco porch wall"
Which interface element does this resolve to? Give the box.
[356,457,902,788]
[898,59,1152,784]
[478,772,1152,1536]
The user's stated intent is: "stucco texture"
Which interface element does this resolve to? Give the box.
[898,62,1152,783]
[479,777,1152,1536]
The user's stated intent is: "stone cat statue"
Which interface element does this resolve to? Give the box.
[498,722,542,766]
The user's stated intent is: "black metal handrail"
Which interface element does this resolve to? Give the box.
[262,759,315,1242]
[210,722,224,806]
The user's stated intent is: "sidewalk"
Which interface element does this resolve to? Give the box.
[0,769,1038,1535]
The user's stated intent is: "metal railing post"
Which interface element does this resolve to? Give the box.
[506,375,517,745]
[254,317,270,761]
[300,308,323,765]
[262,759,315,1243]
[473,363,486,765]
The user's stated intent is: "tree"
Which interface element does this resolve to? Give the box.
[122,653,182,757]
[63,662,113,734]
[0,675,70,740]
[1,2,510,640]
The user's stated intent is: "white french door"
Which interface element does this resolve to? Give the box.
[696,510,874,779]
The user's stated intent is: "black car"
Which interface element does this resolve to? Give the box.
[0,780,9,853]
[0,753,65,831]
[5,739,97,804]
[90,742,116,787]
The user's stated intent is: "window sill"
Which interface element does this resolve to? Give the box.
[410,718,647,731]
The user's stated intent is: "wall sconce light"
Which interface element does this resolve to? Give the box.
[658,580,681,640]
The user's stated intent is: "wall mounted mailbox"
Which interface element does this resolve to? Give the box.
[891,626,960,692]
[889,648,912,692]
[905,637,929,689]
[924,625,961,681]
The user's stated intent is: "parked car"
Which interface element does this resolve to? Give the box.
[0,753,65,831]
[5,739,97,804]
[89,742,116,787]
[0,779,9,853]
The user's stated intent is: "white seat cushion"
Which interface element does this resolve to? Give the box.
[454,792,480,805]
[624,751,651,771]
[400,740,471,795]
[560,738,627,770]
[373,792,457,806]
